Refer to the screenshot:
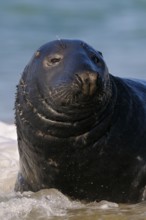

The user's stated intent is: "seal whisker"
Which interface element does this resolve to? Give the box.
[58,39,67,49]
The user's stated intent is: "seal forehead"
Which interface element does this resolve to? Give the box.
[35,39,89,68]
[38,39,87,54]
[35,39,103,71]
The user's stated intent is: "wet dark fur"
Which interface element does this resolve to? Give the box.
[15,39,146,203]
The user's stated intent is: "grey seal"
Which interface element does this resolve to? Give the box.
[15,39,146,203]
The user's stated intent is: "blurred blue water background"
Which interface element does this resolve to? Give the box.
[0,0,146,123]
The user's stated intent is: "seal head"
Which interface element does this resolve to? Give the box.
[16,40,113,138]
[25,40,111,108]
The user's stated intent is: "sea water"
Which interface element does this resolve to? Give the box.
[0,0,146,219]
[1,0,146,122]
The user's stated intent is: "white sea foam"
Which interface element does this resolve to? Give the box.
[0,122,18,193]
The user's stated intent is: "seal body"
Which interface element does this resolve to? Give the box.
[15,39,146,203]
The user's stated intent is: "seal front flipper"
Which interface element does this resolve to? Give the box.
[15,173,32,192]
[141,186,146,201]
[130,157,146,202]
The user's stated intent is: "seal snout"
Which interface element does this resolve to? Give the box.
[75,72,98,96]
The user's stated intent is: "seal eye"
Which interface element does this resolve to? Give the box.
[50,57,61,64]
[43,55,62,69]
[91,54,100,65]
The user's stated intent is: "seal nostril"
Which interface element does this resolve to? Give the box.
[75,72,98,96]
[75,74,83,85]
[75,72,98,84]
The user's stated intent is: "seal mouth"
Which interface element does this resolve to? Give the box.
[46,71,107,108]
